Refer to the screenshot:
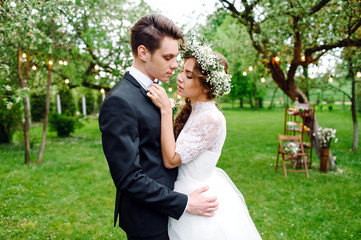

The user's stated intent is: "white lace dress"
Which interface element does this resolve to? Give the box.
[168,101,262,240]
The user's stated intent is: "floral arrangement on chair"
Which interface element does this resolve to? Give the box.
[313,127,338,149]
[282,141,300,156]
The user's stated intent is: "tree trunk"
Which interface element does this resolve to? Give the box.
[37,20,55,163]
[18,44,31,164]
[37,58,51,163]
[349,61,358,152]
[268,87,278,109]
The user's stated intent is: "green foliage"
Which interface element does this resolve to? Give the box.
[198,12,266,107]
[0,102,22,144]
[218,0,361,106]
[30,92,46,122]
[49,113,83,137]
[77,91,96,115]
[357,90,361,113]
[59,89,76,116]
[0,0,66,106]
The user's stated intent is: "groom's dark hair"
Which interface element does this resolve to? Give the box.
[130,13,184,56]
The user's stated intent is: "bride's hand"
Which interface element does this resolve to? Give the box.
[147,84,172,113]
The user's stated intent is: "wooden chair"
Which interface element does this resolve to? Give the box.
[276,134,309,178]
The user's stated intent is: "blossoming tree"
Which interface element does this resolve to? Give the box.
[218,0,361,156]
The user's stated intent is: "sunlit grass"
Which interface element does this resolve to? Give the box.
[1,108,360,239]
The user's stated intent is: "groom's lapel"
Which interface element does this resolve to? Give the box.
[124,72,160,112]
[124,72,149,98]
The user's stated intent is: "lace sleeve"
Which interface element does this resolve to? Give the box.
[175,110,224,164]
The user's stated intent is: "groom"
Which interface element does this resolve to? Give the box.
[99,14,218,239]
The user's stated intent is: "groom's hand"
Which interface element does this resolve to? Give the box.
[186,186,219,217]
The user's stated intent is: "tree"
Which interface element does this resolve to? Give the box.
[1,0,154,164]
[219,0,361,155]
[50,0,152,92]
[1,0,62,164]
[198,11,267,108]
[218,0,361,102]
[326,47,360,151]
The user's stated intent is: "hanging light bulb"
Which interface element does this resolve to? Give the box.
[64,79,69,84]
[63,61,68,66]
[243,70,247,76]
[22,53,27,58]
[168,87,172,92]
[59,60,64,65]
[301,56,305,61]
[48,60,53,65]
[248,65,253,71]
[100,88,105,94]
[357,69,361,78]
[32,65,37,70]
[275,56,280,62]
[261,76,265,83]
[328,75,333,83]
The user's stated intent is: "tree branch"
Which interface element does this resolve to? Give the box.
[309,0,331,15]
[326,84,351,100]
[305,38,361,57]
[288,15,301,81]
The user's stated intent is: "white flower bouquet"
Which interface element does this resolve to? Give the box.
[282,141,300,156]
[313,127,338,148]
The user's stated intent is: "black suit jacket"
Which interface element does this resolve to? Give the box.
[99,72,188,237]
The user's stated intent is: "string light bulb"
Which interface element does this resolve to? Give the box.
[243,70,247,76]
[64,79,69,84]
[22,53,27,58]
[357,69,361,78]
[328,75,333,83]
[248,65,253,71]
[168,87,172,92]
[63,61,68,66]
[275,56,280,62]
[100,88,105,94]
[261,76,265,83]
[48,60,53,65]
[32,65,37,70]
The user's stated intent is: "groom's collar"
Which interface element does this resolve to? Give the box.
[129,66,155,91]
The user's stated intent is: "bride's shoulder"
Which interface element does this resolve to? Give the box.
[199,105,226,125]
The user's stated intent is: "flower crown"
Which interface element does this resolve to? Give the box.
[180,39,232,97]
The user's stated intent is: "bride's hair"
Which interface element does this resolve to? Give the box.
[173,52,229,140]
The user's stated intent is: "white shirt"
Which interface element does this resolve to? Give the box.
[129,66,154,90]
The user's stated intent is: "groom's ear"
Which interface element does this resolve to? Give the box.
[138,45,149,62]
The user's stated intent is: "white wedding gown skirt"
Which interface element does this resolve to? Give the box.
[168,151,262,240]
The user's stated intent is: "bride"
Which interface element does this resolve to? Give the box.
[147,40,262,240]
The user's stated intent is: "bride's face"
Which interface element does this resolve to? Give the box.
[176,58,207,102]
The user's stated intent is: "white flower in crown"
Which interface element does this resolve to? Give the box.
[181,39,232,97]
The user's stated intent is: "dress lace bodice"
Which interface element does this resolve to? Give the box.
[175,101,226,180]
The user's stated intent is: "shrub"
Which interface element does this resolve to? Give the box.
[318,103,324,111]
[0,101,22,144]
[49,113,83,137]
[59,89,76,116]
[30,92,46,122]
[328,104,334,111]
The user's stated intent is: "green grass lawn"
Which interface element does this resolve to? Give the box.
[1,108,360,239]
